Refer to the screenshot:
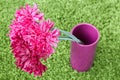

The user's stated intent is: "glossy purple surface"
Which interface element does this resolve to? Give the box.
[70,23,100,72]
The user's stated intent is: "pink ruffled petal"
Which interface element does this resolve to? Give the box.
[9,4,60,76]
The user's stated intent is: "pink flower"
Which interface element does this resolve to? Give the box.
[15,4,44,23]
[9,4,60,76]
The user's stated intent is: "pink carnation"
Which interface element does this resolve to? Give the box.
[9,4,60,76]
[15,4,44,23]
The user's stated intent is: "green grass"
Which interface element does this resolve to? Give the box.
[0,0,120,80]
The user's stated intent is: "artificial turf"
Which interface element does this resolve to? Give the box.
[0,0,120,80]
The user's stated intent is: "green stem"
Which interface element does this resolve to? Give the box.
[59,29,83,43]
[58,36,73,41]
[53,28,84,44]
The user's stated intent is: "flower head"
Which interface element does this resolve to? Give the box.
[15,4,44,23]
[9,4,60,76]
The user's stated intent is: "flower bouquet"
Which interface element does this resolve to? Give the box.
[9,4,83,76]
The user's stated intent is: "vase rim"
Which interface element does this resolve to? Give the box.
[71,23,100,47]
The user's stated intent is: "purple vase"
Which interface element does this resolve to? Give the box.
[70,23,100,72]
